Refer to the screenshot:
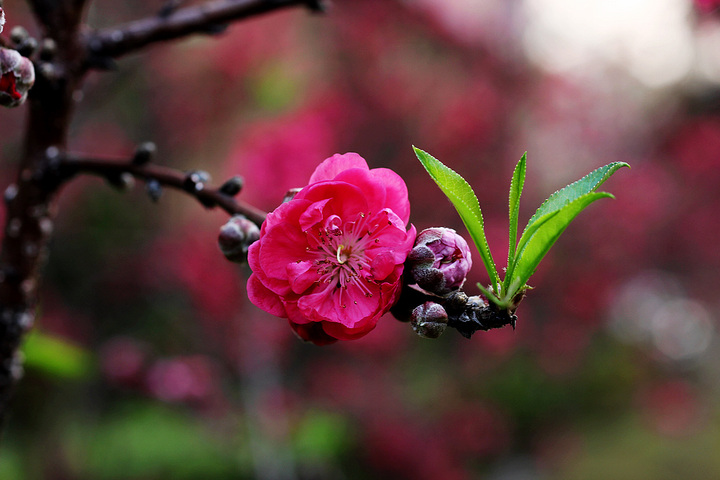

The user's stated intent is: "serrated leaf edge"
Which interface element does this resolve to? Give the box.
[503,191,614,303]
[506,153,527,285]
[522,162,629,238]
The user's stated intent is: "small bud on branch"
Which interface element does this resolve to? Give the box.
[55,150,267,226]
[218,215,260,263]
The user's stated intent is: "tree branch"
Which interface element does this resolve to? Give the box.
[57,154,268,226]
[0,0,91,427]
[83,0,327,64]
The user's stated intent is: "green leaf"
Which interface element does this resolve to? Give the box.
[504,161,629,297]
[414,146,500,290]
[503,191,614,303]
[524,161,629,235]
[22,331,94,379]
[476,282,507,309]
[507,153,527,277]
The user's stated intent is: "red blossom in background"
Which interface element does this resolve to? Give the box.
[248,153,416,345]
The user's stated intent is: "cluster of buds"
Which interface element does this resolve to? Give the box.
[393,227,476,339]
[0,47,34,107]
[406,227,472,296]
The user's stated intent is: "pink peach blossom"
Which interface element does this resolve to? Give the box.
[247,153,416,345]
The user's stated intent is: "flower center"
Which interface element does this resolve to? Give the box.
[309,212,379,297]
[336,244,352,264]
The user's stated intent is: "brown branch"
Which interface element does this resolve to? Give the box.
[58,154,268,226]
[0,0,91,427]
[83,0,326,63]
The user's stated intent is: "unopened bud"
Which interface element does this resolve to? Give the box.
[9,26,28,45]
[107,172,135,191]
[0,8,5,34]
[39,38,57,61]
[183,170,210,192]
[410,301,448,339]
[407,227,472,296]
[16,37,37,57]
[133,142,156,165]
[0,47,35,107]
[219,176,244,196]
[218,215,260,263]
[146,179,163,202]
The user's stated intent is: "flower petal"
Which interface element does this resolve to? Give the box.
[247,274,287,317]
[332,167,387,212]
[296,181,369,219]
[290,321,338,345]
[260,219,313,281]
[321,316,378,341]
[286,260,319,294]
[297,280,380,328]
[299,198,331,231]
[369,251,398,281]
[309,152,368,183]
[370,168,411,224]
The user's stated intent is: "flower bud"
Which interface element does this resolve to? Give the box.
[218,215,260,263]
[219,176,244,196]
[0,8,5,34]
[9,26,29,45]
[132,141,157,165]
[410,301,448,339]
[407,227,472,296]
[0,47,35,107]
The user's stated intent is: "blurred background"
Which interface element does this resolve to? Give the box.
[2,0,720,478]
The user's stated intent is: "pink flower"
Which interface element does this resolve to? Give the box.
[247,153,416,345]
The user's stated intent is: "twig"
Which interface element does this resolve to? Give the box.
[83,0,327,64]
[58,154,267,226]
